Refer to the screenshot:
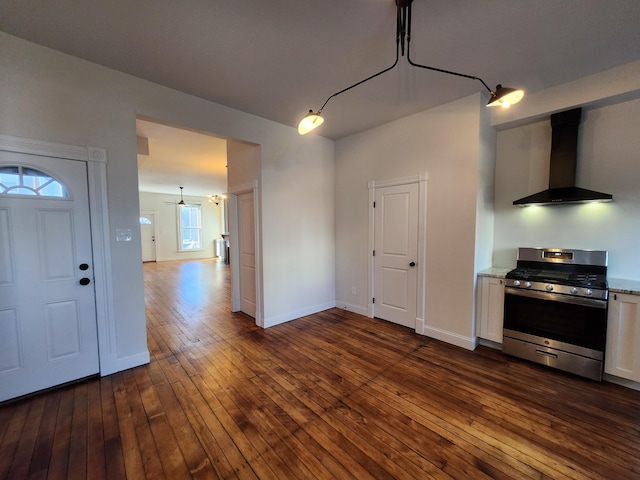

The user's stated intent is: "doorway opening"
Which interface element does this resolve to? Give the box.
[136,118,228,264]
[135,117,262,324]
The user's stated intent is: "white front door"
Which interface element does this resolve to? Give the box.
[140,212,156,262]
[238,191,256,318]
[0,152,100,402]
[373,183,419,329]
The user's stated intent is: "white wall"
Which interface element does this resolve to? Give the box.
[0,34,335,370]
[335,94,492,348]
[261,136,336,325]
[138,191,223,261]
[474,102,498,275]
[227,139,260,190]
[493,97,640,280]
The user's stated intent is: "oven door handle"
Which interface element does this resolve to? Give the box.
[504,287,607,309]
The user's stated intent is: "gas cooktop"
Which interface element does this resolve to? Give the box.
[506,268,607,289]
[505,247,609,299]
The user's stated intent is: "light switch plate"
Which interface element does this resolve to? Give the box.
[115,228,132,242]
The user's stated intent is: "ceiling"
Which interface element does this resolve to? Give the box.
[2,1,640,193]
[3,0,640,140]
[136,119,228,198]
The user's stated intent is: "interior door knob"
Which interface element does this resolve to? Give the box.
[79,263,89,270]
[409,261,416,267]
[79,277,91,286]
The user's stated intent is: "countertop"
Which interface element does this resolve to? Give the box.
[478,268,640,296]
[478,267,512,278]
[608,278,640,295]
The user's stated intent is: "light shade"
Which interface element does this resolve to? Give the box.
[298,110,324,135]
[487,85,524,108]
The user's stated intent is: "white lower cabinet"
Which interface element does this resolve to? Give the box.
[605,292,640,381]
[476,276,505,344]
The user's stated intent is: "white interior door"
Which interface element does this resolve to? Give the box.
[140,212,156,262]
[238,191,256,318]
[0,153,99,402]
[374,183,419,329]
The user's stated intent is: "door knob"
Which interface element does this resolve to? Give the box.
[79,263,89,270]
[79,277,91,286]
[409,261,416,267]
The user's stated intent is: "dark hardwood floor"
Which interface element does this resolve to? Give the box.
[1,258,640,479]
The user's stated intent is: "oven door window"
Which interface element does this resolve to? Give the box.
[503,292,607,351]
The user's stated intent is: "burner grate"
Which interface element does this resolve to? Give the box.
[571,273,600,285]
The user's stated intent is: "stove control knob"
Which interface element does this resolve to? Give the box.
[525,281,532,288]
[546,284,554,292]
[513,280,521,287]
[586,289,593,296]
[571,287,579,294]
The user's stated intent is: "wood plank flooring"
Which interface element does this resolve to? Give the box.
[2,258,640,479]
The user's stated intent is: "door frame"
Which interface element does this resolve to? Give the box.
[139,210,158,262]
[368,172,428,333]
[0,133,121,375]
[228,179,263,327]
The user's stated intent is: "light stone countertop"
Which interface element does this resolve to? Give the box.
[478,267,512,279]
[609,278,640,296]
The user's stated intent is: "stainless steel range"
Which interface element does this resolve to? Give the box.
[502,247,608,381]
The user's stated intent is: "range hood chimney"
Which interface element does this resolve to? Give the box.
[513,108,613,206]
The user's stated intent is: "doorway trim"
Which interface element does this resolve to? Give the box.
[228,179,263,327]
[368,172,428,333]
[0,133,123,375]
[139,210,158,262]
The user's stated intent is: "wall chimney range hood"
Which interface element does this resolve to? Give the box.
[513,108,613,206]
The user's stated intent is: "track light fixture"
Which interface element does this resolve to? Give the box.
[298,0,524,135]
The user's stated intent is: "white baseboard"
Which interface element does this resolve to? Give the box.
[604,373,640,391]
[423,325,476,351]
[263,301,337,328]
[477,338,503,351]
[335,301,368,316]
[100,351,151,376]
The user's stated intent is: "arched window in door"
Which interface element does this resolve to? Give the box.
[0,165,69,198]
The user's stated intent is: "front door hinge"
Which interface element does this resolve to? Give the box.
[372,298,375,304]
[373,250,375,256]
[373,201,376,208]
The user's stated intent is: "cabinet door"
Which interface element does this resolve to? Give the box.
[605,293,640,381]
[477,277,505,343]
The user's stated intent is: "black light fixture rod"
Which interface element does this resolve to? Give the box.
[315,2,408,115]
[404,1,493,95]
[317,41,400,116]
[398,0,408,56]
[407,54,494,94]
[299,0,522,134]
[316,0,493,115]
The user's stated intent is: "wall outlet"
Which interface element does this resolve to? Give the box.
[351,287,357,295]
